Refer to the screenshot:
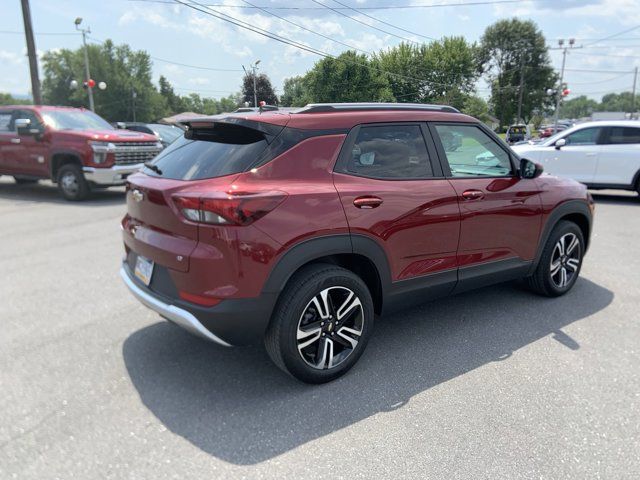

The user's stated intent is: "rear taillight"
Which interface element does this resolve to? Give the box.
[173,191,287,226]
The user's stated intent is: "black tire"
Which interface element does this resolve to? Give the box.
[57,164,90,201]
[265,264,374,384]
[13,177,39,185]
[527,220,585,297]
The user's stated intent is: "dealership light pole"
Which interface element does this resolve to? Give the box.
[75,17,94,112]
[553,38,578,133]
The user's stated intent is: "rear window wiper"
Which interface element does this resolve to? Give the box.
[144,162,163,175]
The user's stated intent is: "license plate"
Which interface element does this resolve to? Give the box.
[134,256,154,286]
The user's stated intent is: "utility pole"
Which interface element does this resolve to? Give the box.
[132,89,137,122]
[20,0,42,105]
[516,50,526,124]
[553,38,578,133]
[75,18,94,112]
[632,66,638,120]
[242,59,261,108]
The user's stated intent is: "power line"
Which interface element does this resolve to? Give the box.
[171,0,471,90]
[238,0,373,56]
[0,29,78,36]
[328,0,436,41]
[308,0,422,45]
[582,25,640,47]
[129,0,523,10]
[151,55,243,72]
[565,68,635,74]
[566,72,633,85]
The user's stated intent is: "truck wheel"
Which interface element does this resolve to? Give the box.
[265,264,374,384]
[13,177,39,184]
[527,221,585,297]
[57,164,90,201]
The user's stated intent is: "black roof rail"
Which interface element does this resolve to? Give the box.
[296,102,460,114]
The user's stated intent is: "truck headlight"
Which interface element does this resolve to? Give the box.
[89,141,116,164]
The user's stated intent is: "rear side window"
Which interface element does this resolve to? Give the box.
[564,127,602,146]
[346,125,433,179]
[607,127,640,144]
[0,111,13,132]
[144,123,268,180]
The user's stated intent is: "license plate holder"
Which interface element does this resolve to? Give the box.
[134,255,154,286]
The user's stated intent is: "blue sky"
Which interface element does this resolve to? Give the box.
[1,0,639,103]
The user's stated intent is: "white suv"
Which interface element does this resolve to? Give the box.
[512,120,640,195]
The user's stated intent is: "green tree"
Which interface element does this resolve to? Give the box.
[461,95,490,123]
[598,92,638,112]
[41,39,167,122]
[560,95,598,119]
[373,38,479,108]
[159,75,187,115]
[305,51,394,103]
[0,93,31,106]
[479,18,557,127]
[242,72,278,105]
[280,75,311,107]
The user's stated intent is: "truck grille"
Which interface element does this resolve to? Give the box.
[112,142,162,165]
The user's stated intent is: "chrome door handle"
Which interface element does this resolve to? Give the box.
[10,138,20,144]
[461,189,485,201]
[585,152,597,157]
[353,196,383,209]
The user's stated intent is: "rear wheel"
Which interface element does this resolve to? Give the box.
[57,164,90,201]
[13,177,39,184]
[527,221,584,297]
[265,264,374,384]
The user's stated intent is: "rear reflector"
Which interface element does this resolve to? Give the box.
[173,191,287,226]
[178,290,222,307]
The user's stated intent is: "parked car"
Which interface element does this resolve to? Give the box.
[505,124,531,144]
[512,120,640,194]
[116,122,183,148]
[120,102,593,383]
[0,106,162,200]
[540,124,567,138]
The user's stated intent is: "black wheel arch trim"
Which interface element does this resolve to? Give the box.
[529,199,592,275]
[262,233,393,298]
[50,149,84,180]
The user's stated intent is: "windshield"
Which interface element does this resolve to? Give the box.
[542,129,570,146]
[151,124,183,143]
[41,110,114,131]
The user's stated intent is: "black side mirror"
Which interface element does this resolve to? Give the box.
[520,158,543,179]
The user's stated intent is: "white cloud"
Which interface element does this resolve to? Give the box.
[188,77,211,85]
[0,50,24,65]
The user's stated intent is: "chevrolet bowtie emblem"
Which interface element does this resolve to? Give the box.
[132,189,144,202]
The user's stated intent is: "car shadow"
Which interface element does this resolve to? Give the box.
[0,179,125,206]
[590,191,639,205]
[122,277,613,465]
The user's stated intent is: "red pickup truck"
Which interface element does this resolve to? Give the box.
[0,105,163,200]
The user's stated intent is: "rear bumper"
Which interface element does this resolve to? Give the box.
[120,263,277,346]
[84,164,143,186]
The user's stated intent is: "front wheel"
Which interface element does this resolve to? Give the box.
[57,164,90,201]
[527,221,585,297]
[265,264,374,384]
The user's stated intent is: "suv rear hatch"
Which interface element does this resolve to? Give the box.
[122,115,289,275]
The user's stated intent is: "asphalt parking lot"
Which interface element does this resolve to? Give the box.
[1,177,639,479]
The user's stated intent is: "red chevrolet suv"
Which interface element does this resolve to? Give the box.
[120,103,594,383]
[0,106,162,200]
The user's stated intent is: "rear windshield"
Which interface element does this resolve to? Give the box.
[143,123,268,180]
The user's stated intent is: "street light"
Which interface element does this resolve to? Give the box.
[75,17,94,111]
[242,60,261,108]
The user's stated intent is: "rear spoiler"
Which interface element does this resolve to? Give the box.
[182,116,289,144]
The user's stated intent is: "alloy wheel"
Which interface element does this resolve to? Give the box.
[296,286,364,370]
[550,232,581,288]
[61,171,79,196]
